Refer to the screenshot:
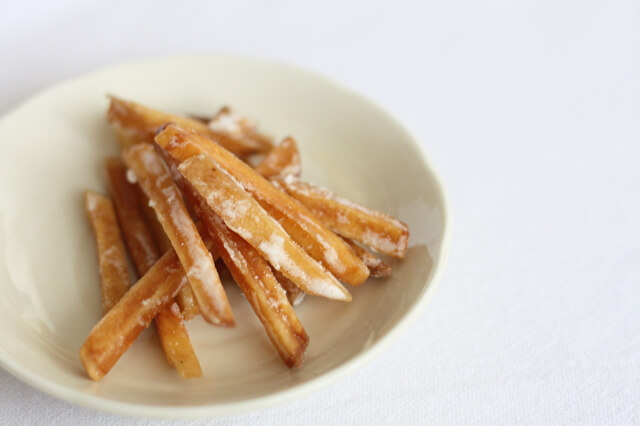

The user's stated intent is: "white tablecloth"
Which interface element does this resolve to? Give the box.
[1,1,638,424]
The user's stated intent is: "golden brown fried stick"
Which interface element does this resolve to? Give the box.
[107,96,271,156]
[135,184,173,253]
[174,284,200,320]
[154,304,202,378]
[134,183,200,319]
[342,238,391,278]
[177,179,309,366]
[273,269,306,306]
[155,124,369,286]
[177,153,351,301]
[80,249,186,381]
[123,144,233,326]
[275,176,409,258]
[84,190,130,313]
[105,158,202,378]
[255,137,301,178]
[105,158,158,274]
[208,106,274,154]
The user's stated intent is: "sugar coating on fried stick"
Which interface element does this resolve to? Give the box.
[134,183,200,319]
[177,153,351,302]
[275,176,409,258]
[273,269,306,306]
[84,190,131,313]
[255,137,301,178]
[155,124,369,286]
[342,237,392,278]
[180,183,309,366]
[80,249,187,381]
[123,143,233,326]
[208,106,273,154]
[105,159,202,378]
[107,96,271,156]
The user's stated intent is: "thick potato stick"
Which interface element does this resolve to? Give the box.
[273,269,306,306]
[155,124,369,286]
[342,238,391,278]
[275,177,409,258]
[80,249,186,381]
[84,191,130,313]
[123,144,233,326]
[105,158,202,378]
[255,137,301,178]
[107,96,271,156]
[177,154,351,302]
[179,182,308,366]
[135,184,200,319]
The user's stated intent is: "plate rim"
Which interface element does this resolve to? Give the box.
[0,54,451,419]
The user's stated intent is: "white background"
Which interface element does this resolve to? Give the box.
[1,1,639,424]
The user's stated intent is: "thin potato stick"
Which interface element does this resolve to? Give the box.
[255,137,301,178]
[342,237,391,278]
[155,124,369,286]
[136,185,173,253]
[135,183,200,319]
[175,285,200,320]
[80,249,186,381]
[84,191,130,313]
[275,176,409,258]
[107,96,271,156]
[208,106,274,154]
[105,158,159,275]
[273,269,306,306]
[178,153,351,302]
[105,158,202,378]
[154,305,202,378]
[123,144,233,326]
[178,178,309,366]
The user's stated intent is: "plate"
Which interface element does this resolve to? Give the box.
[0,55,450,418]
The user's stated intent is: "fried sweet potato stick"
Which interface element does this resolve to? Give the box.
[80,249,186,381]
[177,154,351,302]
[105,158,202,378]
[84,191,130,313]
[155,124,369,286]
[107,96,271,156]
[174,284,200,320]
[208,106,274,154]
[273,269,306,306]
[275,177,409,258]
[342,238,391,278]
[105,158,158,274]
[123,144,233,326]
[135,184,200,319]
[178,180,309,366]
[154,304,202,378]
[255,137,301,178]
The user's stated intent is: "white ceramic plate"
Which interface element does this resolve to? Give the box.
[0,56,450,418]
